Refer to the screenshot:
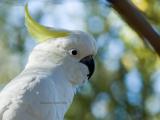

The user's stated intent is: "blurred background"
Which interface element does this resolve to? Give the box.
[0,0,160,120]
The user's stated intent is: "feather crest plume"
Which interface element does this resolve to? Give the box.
[25,4,70,42]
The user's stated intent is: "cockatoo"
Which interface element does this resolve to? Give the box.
[0,4,97,120]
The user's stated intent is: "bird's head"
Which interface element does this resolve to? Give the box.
[25,5,97,85]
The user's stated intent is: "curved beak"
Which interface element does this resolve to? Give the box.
[80,55,95,79]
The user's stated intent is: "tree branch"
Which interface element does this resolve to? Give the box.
[107,0,160,56]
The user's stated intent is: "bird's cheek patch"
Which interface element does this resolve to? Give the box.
[79,63,89,82]
[80,63,89,76]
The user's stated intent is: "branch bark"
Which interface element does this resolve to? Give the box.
[107,0,160,56]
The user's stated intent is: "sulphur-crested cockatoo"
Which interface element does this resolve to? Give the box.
[0,4,97,120]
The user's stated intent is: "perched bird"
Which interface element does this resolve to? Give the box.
[0,4,97,120]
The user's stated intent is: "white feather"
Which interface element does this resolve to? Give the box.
[0,31,97,120]
[0,66,75,120]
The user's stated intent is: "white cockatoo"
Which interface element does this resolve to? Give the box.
[0,4,97,120]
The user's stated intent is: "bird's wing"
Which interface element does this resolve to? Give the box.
[0,73,65,120]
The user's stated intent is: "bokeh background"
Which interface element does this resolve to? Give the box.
[0,0,160,120]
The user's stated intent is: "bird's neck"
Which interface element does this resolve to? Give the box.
[23,65,76,118]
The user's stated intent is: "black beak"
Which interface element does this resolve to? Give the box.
[80,55,95,79]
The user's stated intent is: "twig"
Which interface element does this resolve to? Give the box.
[107,0,160,56]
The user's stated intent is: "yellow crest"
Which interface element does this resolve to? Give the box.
[25,4,70,42]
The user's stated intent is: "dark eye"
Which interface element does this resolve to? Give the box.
[69,49,78,56]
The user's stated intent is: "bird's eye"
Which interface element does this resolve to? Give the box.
[69,49,78,56]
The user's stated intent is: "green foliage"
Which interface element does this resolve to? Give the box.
[0,0,160,120]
